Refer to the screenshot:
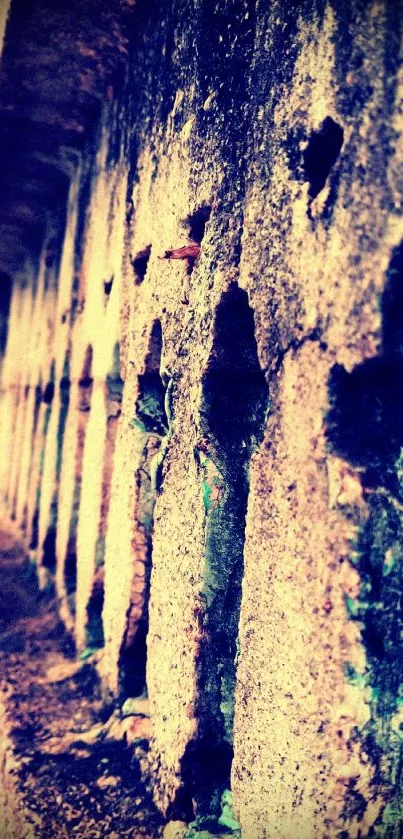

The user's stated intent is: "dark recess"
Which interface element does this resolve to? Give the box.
[64,348,93,601]
[104,276,114,296]
[326,240,403,816]
[132,245,151,285]
[43,381,55,405]
[135,372,168,436]
[303,116,344,199]
[42,371,71,572]
[187,205,211,244]
[119,320,169,698]
[185,205,211,275]
[182,283,269,826]
[327,240,403,497]
[86,571,105,650]
[30,365,56,547]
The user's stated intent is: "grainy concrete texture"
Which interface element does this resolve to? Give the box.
[1,0,403,837]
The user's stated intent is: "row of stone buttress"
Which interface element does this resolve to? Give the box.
[92,130,271,829]
[42,146,129,645]
[0,138,130,659]
[0,247,58,542]
[95,28,403,835]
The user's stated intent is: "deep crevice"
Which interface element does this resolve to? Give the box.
[42,356,71,572]
[22,380,43,533]
[118,321,170,699]
[327,240,403,498]
[86,568,105,651]
[326,239,403,818]
[30,363,56,550]
[184,283,269,826]
[187,205,211,245]
[185,205,211,275]
[132,245,151,285]
[104,276,114,297]
[64,347,93,604]
[87,343,124,651]
[303,116,344,200]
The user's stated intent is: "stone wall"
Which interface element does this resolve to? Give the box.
[1,1,403,836]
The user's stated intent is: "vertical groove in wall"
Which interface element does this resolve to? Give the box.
[41,356,71,576]
[118,320,169,699]
[30,363,56,551]
[179,283,269,827]
[55,345,93,629]
[67,346,94,608]
[80,342,123,654]
[21,380,42,533]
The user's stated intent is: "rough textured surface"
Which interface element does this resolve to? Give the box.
[1,0,403,836]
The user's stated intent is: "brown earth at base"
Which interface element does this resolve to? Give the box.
[0,525,164,839]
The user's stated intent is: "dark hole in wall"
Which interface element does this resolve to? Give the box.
[189,283,269,823]
[30,509,39,551]
[179,738,233,827]
[135,372,168,435]
[104,276,114,296]
[185,206,211,275]
[42,526,56,571]
[118,321,169,699]
[187,205,211,245]
[132,245,151,285]
[65,548,77,597]
[134,320,168,436]
[303,116,344,200]
[0,272,12,355]
[43,381,55,405]
[119,623,149,698]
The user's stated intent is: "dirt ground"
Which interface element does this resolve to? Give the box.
[0,525,165,839]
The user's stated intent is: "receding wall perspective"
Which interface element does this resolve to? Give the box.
[1,1,403,837]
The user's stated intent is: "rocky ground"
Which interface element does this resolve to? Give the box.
[0,525,165,839]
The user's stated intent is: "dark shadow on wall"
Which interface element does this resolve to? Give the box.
[118,320,169,699]
[303,116,344,200]
[42,354,71,572]
[21,379,43,534]
[86,342,124,652]
[132,245,151,285]
[326,241,403,825]
[30,362,56,549]
[179,283,269,827]
[64,346,94,608]
[327,242,403,497]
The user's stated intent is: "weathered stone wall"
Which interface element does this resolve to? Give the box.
[1,1,403,836]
